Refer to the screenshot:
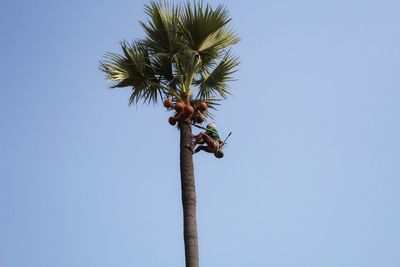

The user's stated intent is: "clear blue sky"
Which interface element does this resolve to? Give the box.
[1,0,399,266]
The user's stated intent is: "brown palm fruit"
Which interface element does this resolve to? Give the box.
[196,114,205,123]
[174,102,184,112]
[199,101,208,112]
[168,116,177,126]
[184,105,194,116]
[163,99,173,108]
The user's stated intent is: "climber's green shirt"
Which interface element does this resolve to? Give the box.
[206,127,220,141]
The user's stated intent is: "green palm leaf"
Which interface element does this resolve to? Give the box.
[178,2,240,68]
[140,1,181,54]
[99,41,164,104]
[195,52,239,99]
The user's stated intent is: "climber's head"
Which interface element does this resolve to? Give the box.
[207,123,216,129]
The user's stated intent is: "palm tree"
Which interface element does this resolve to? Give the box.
[100,1,239,266]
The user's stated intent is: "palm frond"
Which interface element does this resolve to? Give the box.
[99,41,164,105]
[178,2,240,67]
[140,1,181,54]
[194,51,239,99]
[151,53,174,81]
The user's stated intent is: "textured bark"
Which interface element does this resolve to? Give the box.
[180,121,199,267]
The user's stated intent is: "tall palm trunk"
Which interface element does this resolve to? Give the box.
[179,120,199,267]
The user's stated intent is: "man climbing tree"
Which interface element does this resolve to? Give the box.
[190,123,225,157]
[99,1,239,266]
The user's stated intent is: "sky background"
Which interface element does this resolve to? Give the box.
[1,0,399,266]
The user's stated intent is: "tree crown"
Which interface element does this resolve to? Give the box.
[100,1,240,116]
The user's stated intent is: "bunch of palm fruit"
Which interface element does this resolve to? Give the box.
[163,99,208,126]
